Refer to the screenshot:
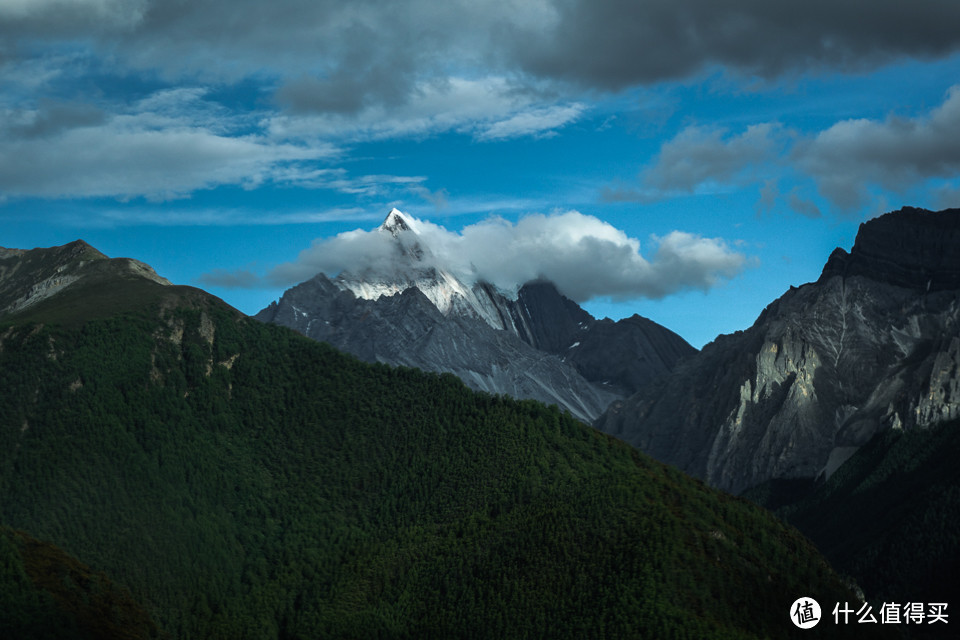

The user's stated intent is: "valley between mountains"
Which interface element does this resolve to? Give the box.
[2,206,958,639]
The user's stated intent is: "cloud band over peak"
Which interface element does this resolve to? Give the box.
[256,210,747,302]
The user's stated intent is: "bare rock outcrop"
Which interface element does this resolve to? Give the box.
[596,207,960,494]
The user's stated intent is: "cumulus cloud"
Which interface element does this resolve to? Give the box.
[7,1,960,205]
[604,122,788,203]
[6,1,959,140]
[794,84,960,210]
[639,123,786,198]
[503,0,960,88]
[266,210,747,301]
[610,85,960,215]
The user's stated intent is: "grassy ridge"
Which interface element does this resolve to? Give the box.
[0,299,882,638]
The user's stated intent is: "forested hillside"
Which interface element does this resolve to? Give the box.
[0,292,883,638]
[0,526,159,640]
[749,419,960,634]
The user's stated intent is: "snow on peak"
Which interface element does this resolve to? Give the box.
[335,208,521,331]
[380,208,419,237]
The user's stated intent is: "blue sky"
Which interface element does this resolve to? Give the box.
[3,1,960,347]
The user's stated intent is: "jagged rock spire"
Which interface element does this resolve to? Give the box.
[380,208,419,237]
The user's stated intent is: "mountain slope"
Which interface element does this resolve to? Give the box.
[747,419,960,619]
[256,209,693,420]
[512,281,695,396]
[1,240,173,325]
[0,241,877,639]
[255,271,621,421]
[0,526,160,640]
[597,206,960,494]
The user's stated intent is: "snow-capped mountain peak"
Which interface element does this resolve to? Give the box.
[334,208,521,330]
[380,208,419,237]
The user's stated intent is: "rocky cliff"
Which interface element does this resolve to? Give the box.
[596,207,960,494]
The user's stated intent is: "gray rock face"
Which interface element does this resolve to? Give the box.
[596,207,960,494]
[255,273,618,421]
[510,282,696,397]
[255,210,694,422]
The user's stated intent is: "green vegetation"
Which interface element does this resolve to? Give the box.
[0,525,159,639]
[1,297,881,638]
[752,420,960,622]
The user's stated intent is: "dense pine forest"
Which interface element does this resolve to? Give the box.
[1,288,886,638]
[750,419,960,627]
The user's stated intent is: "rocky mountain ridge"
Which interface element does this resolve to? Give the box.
[0,239,172,323]
[597,206,960,494]
[256,209,694,421]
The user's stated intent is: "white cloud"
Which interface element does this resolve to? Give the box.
[0,119,330,200]
[0,89,335,200]
[266,210,747,301]
[268,76,579,143]
[476,103,585,141]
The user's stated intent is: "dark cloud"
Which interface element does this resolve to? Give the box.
[787,189,822,219]
[503,0,960,89]
[795,85,960,210]
[639,123,786,196]
[10,99,106,139]
[0,0,147,39]
[6,1,960,205]
[754,179,821,218]
[9,1,960,114]
[601,123,787,203]
[612,85,960,215]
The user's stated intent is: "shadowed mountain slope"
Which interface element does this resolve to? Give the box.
[0,240,879,639]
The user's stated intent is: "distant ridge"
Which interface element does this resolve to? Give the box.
[0,239,219,327]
